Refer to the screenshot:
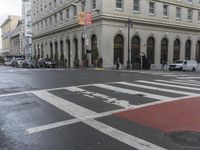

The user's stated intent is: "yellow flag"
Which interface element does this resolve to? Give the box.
[79,12,85,25]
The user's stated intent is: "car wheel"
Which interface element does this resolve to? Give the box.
[179,67,183,71]
[192,68,196,72]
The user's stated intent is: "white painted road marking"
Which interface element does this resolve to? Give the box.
[115,82,199,96]
[137,80,200,91]
[155,80,200,87]
[27,118,81,134]
[93,83,172,100]
[32,90,98,119]
[31,90,166,150]
[84,119,167,150]
[65,86,136,108]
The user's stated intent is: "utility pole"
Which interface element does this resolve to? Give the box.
[126,18,133,70]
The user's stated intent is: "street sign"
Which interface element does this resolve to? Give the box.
[85,12,92,25]
[79,12,85,25]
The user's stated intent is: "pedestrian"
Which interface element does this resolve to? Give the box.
[161,60,165,71]
[116,58,121,70]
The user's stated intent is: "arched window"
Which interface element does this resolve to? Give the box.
[147,37,155,64]
[185,40,191,60]
[74,38,78,61]
[91,34,98,66]
[54,41,58,61]
[60,40,64,66]
[50,42,53,60]
[131,35,140,65]
[114,34,124,65]
[41,44,44,58]
[66,40,71,68]
[160,38,168,63]
[196,41,200,63]
[173,39,180,62]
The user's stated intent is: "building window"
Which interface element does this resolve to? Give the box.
[66,9,69,20]
[116,0,123,10]
[163,4,168,17]
[149,2,155,15]
[188,9,193,21]
[60,12,63,22]
[45,19,47,27]
[54,14,57,24]
[73,6,77,17]
[176,7,181,19]
[92,0,96,10]
[49,16,52,25]
[133,0,140,12]
[198,11,200,22]
[54,0,57,8]
[81,0,85,11]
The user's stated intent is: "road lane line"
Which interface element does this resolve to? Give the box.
[114,82,199,96]
[27,108,134,134]
[31,90,167,150]
[27,118,80,134]
[92,84,172,100]
[137,80,200,91]
[65,86,136,108]
[83,119,166,150]
[171,79,200,85]
[32,90,98,119]
[155,80,200,87]
[176,77,200,79]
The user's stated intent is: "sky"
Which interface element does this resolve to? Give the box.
[0,0,22,24]
[0,0,21,49]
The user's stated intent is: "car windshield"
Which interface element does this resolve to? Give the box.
[17,58,25,60]
[175,61,184,64]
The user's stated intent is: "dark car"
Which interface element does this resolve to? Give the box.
[38,58,57,68]
[22,60,39,68]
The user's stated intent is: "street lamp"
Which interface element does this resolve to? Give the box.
[125,18,133,70]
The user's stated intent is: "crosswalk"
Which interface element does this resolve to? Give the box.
[1,79,200,150]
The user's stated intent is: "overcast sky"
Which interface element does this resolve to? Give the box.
[0,0,22,25]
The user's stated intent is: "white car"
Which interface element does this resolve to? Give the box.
[169,60,197,72]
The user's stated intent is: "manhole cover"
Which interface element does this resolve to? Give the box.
[165,131,200,147]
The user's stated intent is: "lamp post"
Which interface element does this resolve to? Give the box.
[126,18,133,70]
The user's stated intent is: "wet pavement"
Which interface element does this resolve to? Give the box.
[0,66,200,149]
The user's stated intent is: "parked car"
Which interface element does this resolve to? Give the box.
[12,58,25,68]
[169,60,197,72]
[38,58,57,68]
[4,60,12,66]
[22,60,39,68]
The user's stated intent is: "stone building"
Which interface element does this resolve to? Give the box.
[10,20,25,55]
[32,0,200,69]
[1,16,22,56]
[22,0,32,57]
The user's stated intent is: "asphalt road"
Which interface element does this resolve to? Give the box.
[0,66,200,150]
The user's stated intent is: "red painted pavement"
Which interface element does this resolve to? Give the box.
[114,97,200,132]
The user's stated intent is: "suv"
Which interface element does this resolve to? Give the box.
[169,60,197,72]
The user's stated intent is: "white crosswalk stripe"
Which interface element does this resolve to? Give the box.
[155,79,200,87]
[31,89,166,150]
[114,82,199,96]
[136,80,200,91]
[92,83,172,100]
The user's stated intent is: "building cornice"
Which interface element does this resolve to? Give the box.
[32,14,200,40]
[153,0,200,10]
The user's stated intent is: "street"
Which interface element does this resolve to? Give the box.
[0,66,200,150]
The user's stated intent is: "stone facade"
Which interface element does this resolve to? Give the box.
[32,0,200,68]
[11,21,25,55]
[1,16,22,55]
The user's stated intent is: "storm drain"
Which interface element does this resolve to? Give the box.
[165,131,200,147]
